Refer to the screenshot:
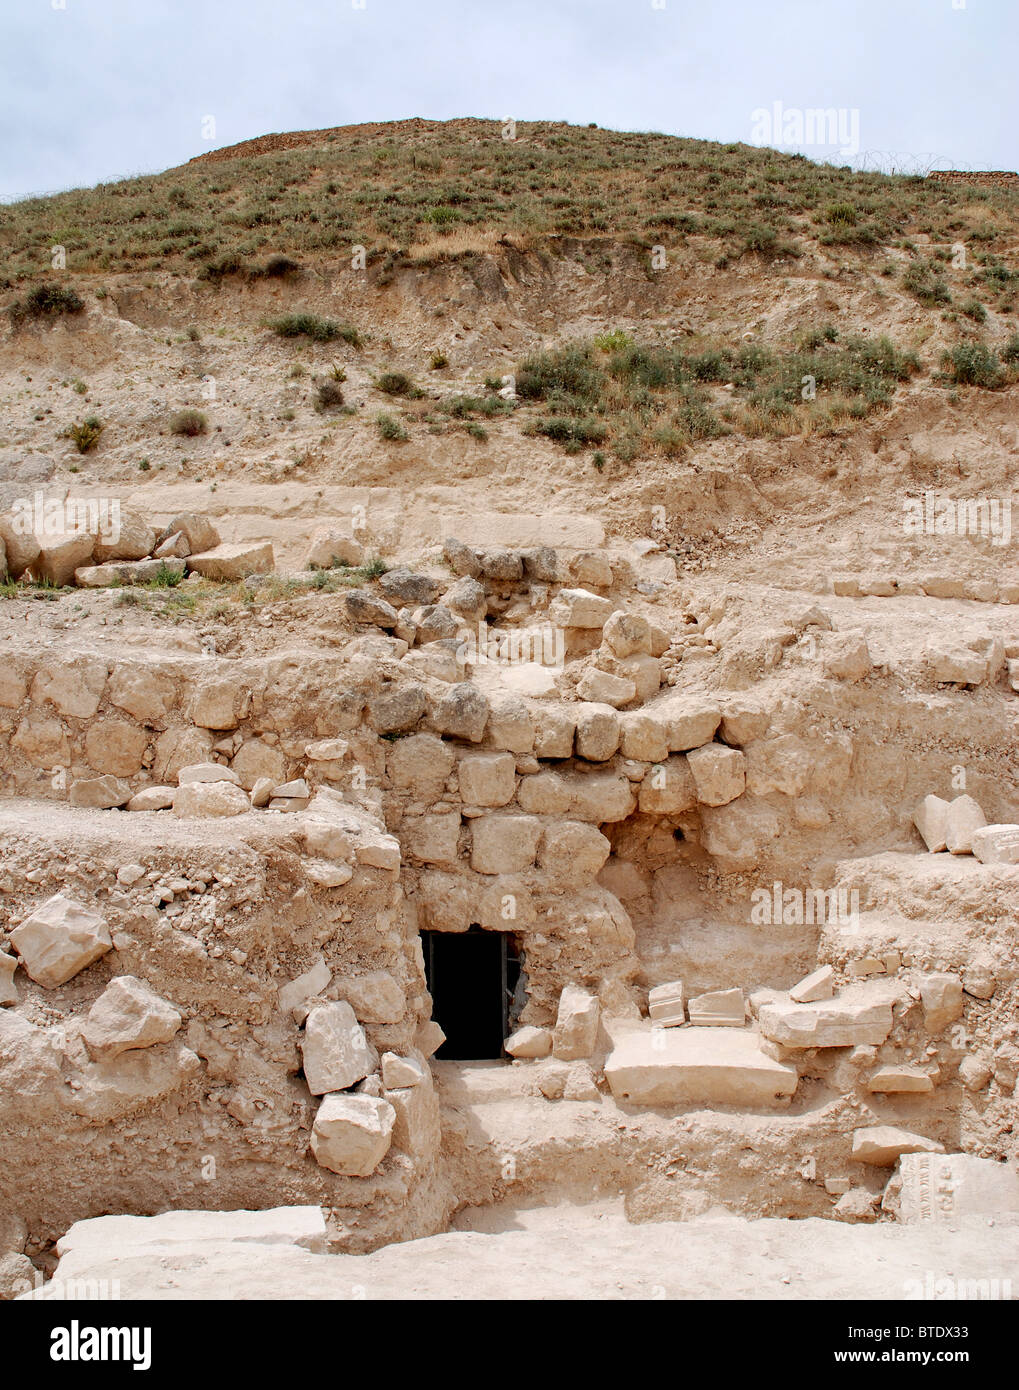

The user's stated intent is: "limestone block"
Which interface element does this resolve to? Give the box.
[687,744,746,806]
[178,762,241,786]
[69,775,132,809]
[306,529,364,570]
[163,513,220,554]
[970,823,1019,865]
[602,610,652,658]
[386,733,455,800]
[576,668,635,708]
[432,682,489,742]
[605,1027,797,1106]
[789,966,834,1004]
[277,957,332,1015]
[231,740,286,790]
[574,703,620,761]
[380,1052,427,1089]
[0,953,18,1006]
[10,894,112,987]
[470,814,540,874]
[457,750,516,806]
[402,812,461,866]
[919,973,964,1034]
[485,694,534,753]
[82,976,182,1060]
[172,782,250,818]
[931,649,987,685]
[126,785,175,812]
[186,542,274,582]
[656,697,722,752]
[34,531,95,587]
[552,985,600,1061]
[648,980,685,1028]
[345,590,399,628]
[894,1152,1019,1223]
[300,1001,374,1095]
[538,820,611,887]
[311,1094,394,1176]
[379,568,441,606]
[505,1025,552,1058]
[619,712,669,762]
[913,794,951,853]
[822,632,871,681]
[687,987,745,1027]
[532,706,576,759]
[745,734,812,798]
[367,685,427,735]
[637,757,696,814]
[31,657,107,718]
[945,795,986,854]
[757,985,895,1048]
[851,1126,944,1167]
[867,1065,935,1094]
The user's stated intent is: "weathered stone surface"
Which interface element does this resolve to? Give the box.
[619,712,669,762]
[471,814,540,874]
[648,980,685,1028]
[574,703,620,761]
[380,1052,427,1089]
[602,610,652,658]
[172,781,250,818]
[636,757,696,814]
[538,820,611,887]
[277,957,332,1015]
[367,685,427,734]
[126,785,175,811]
[178,762,241,786]
[153,531,190,560]
[868,1065,934,1094]
[505,1025,552,1058]
[457,750,516,806]
[577,668,636,708]
[548,588,615,629]
[82,976,182,1060]
[563,1061,600,1101]
[413,604,458,645]
[385,1070,441,1158]
[307,529,364,570]
[757,986,895,1048]
[107,664,176,723]
[969,823,1019,865]
[532,706,576,759]
[345,589,399,628]
[745,734,812,798]
[919,973,964,1034]
[552,985,600,1061]
[687,987,745,1027]
[83,721,147,778]
[687,744,746,807]
[945,795,986,854]
[480,549,522,582]
[10,894,112,987]
[231,740,286,790]
[311,1094,395,1176]
[605,1028,797,1106]
[443,576,487,624]
[822,632,871,682]
[34,531,95,586]
[0,952,18,1006]
[402,812,460,865]
[379,568,440,606]
[56,1205,325,1257]
[485,694,534,754]
[300,1001,374,1095]
[442,537,482,578]
[718,698,771,747]
[0,516,41,579]
[186,542,274,582]
[931,648,986,685]
[163,513,220,554]
[75,557,186,587]
[789,966,834,1004]
[31,657,107,719]
[432,682,489,742]
[852,1126,944,1166]
[69,775,132,809]
[657,698,722,752]
[894,1152,1019,1223]
[911,794,949,853]
[521,546,559,582]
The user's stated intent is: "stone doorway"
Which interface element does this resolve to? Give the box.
[422,927,522,1060]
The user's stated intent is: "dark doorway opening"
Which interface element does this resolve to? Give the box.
[422,927,521,1060]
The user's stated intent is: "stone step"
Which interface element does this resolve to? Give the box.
[604,1027,797,1108]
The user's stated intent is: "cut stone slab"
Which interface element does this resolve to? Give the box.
[81,976,182,1061]
[970,823,1019,866]
[552,984,600,1061]
[68,775,131,809]
[605,1027,797,1107]
[913,794,950,853]
[277,956,331,1015]
[687,987,745,1028]
[852,1126,945,1166]
[55,1207,327,1257]
[894,1152,1019,1223]
[868,1065,935,1094]
[945,794,987,855]
[10,894,112,988]
[300,1001,374,1095]
[789,966,834,1004]
[548,588,615,629]
[919,973,964,1034]
[178,762,241,786]
[380,1052,427,1089]
[186,542,274,582]
[311,1093,395,1176]
[505,1025,552,1058]
[0,952,17,1006]
[757,985,895,1048]
[125,785,175,812]
[648,980,685,1028]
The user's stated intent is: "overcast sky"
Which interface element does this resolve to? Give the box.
[1,0,1016,201]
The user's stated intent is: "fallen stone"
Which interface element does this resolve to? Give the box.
[186,542,274,582]
[378,568,440,606]
[945,794,986,854]
[335,971,406,1024]
[0,952,17,1006]
[851,1126,945,1167]
[306,529,364,570]
[868,1065,935,1094]
[920,973,964,1034]
[605,1027,797,1107]
[548,588,615,629]
[552,985,600,1061]
[442,537,482,578]
[173,782,250,818]
[345,590,399,628]
[34,531,95,587]
[602,610,652,658]
[563,1062,600,1101]
[380,1052,427,1089]
[505,1025,552,1058]
[931,649,987,685]
[757,985,895,1048]
[81,976,182,1061]
[687,987,745,1027]
[311,1094,395,1176]
[75,557,187,588]
[153,531,190,560]
[10,894,112,988]
[789,966,834,1004]
[162,513,220,555]
[894,1152,1019,1223]
[913,794,951,853]
[277,957,331,1015]
[970,823,1019,865]
[178,762,241,786]
[300,1001,374,1095]
[577,667,636,707]
[648,980,685,1028]
[125,785,175,812]
[68,775,132,809]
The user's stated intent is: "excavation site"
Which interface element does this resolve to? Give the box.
[1,110,1018,1312]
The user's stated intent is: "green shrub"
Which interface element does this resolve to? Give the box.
[9,283,85,327]
[268,313,361,345]
[197,254,246,283]
[940,343,1003,387]
[959,298,987,323]
[1001,333,1019,364]
[592,329,633,352]
[429,350,448,369]
[376,412,408,441]
[377,371,422,397]
[169,408,208,436]
[903,260,951,306]
[315,379,345,412]
[66,415,104,453]
[517,344,603,403]
[144,562,184,589]
[260,255,302,278]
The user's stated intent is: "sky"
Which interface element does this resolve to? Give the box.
[1,0,1016,201]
